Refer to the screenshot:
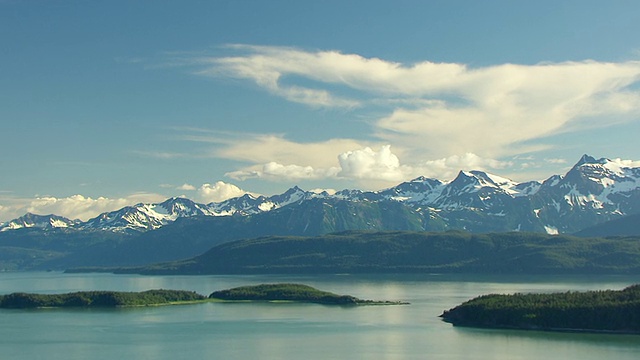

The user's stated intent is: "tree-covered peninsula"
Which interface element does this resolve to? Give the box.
[440,284,640,333]
[0,289,206,308]
[209,283,407,305]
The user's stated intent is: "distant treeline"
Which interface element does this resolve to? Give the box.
[0,289,205,308]
[107,230,640,275]
[441,284,640,333]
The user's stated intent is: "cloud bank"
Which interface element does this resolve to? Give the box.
[0,181,253,222]
[0,193,166,223]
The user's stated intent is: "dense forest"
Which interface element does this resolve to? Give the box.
[0,289,206,308]
[210,283,360,304]
[440,284,640,333]
[106,230,640,275]
[209,283,406,305]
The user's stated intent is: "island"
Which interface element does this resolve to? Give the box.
[209,283,408,305]
[0,289,207,308]
[440,284,640,334]
[0,284,407,309]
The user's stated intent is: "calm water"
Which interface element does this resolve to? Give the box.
[1,272,639,359]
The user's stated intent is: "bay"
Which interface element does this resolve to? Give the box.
[1,272,639,359]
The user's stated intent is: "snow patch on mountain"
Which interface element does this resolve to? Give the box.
[0,213,78,232]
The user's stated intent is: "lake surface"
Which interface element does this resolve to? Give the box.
[1,272,639,359]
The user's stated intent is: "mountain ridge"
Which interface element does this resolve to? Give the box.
[2,154,640,235]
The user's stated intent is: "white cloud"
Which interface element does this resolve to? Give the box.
[0,183,253,222]
[191,46,640,161]
[225,144,511,187]
[337,145,410,182]
[545,158,568,164]
[0,193,167,222]
[153,46,640,188]
[227,162,340,181]
[611,158,640,167]
[412,153,513,180]
[176,183,196,191]
[197,181,251,203]
[194,45,360,108]
[215,134,368,168]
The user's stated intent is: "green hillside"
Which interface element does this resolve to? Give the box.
[110,230,640,275]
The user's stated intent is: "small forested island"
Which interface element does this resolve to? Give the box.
[440,284,640,334]
[0,289,206,308]
[0,284,406,309]
[209,283,408,305]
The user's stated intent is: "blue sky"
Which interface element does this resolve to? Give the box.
[2,0,640,222]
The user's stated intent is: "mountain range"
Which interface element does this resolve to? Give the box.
[1,154,640,270]
[3,154,639,234]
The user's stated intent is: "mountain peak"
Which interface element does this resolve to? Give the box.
[0,213,76,232]
[283,185,305,194]
[573,154,609,167]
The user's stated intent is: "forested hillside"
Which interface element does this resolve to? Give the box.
[110,231,640,275]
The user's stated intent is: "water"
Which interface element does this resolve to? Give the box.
[1,272,639,359]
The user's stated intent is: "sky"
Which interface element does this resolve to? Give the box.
[2,0,640,223]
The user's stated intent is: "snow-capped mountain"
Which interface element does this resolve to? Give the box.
[209,186,321,216]
[529,155,640,233]
[79,197,216,232]
[0,213,79,232]
[2,155,640,234]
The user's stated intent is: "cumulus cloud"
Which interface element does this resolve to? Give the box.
[225,144,511,187]
[337,145,411,182]
[196,181,251,203]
